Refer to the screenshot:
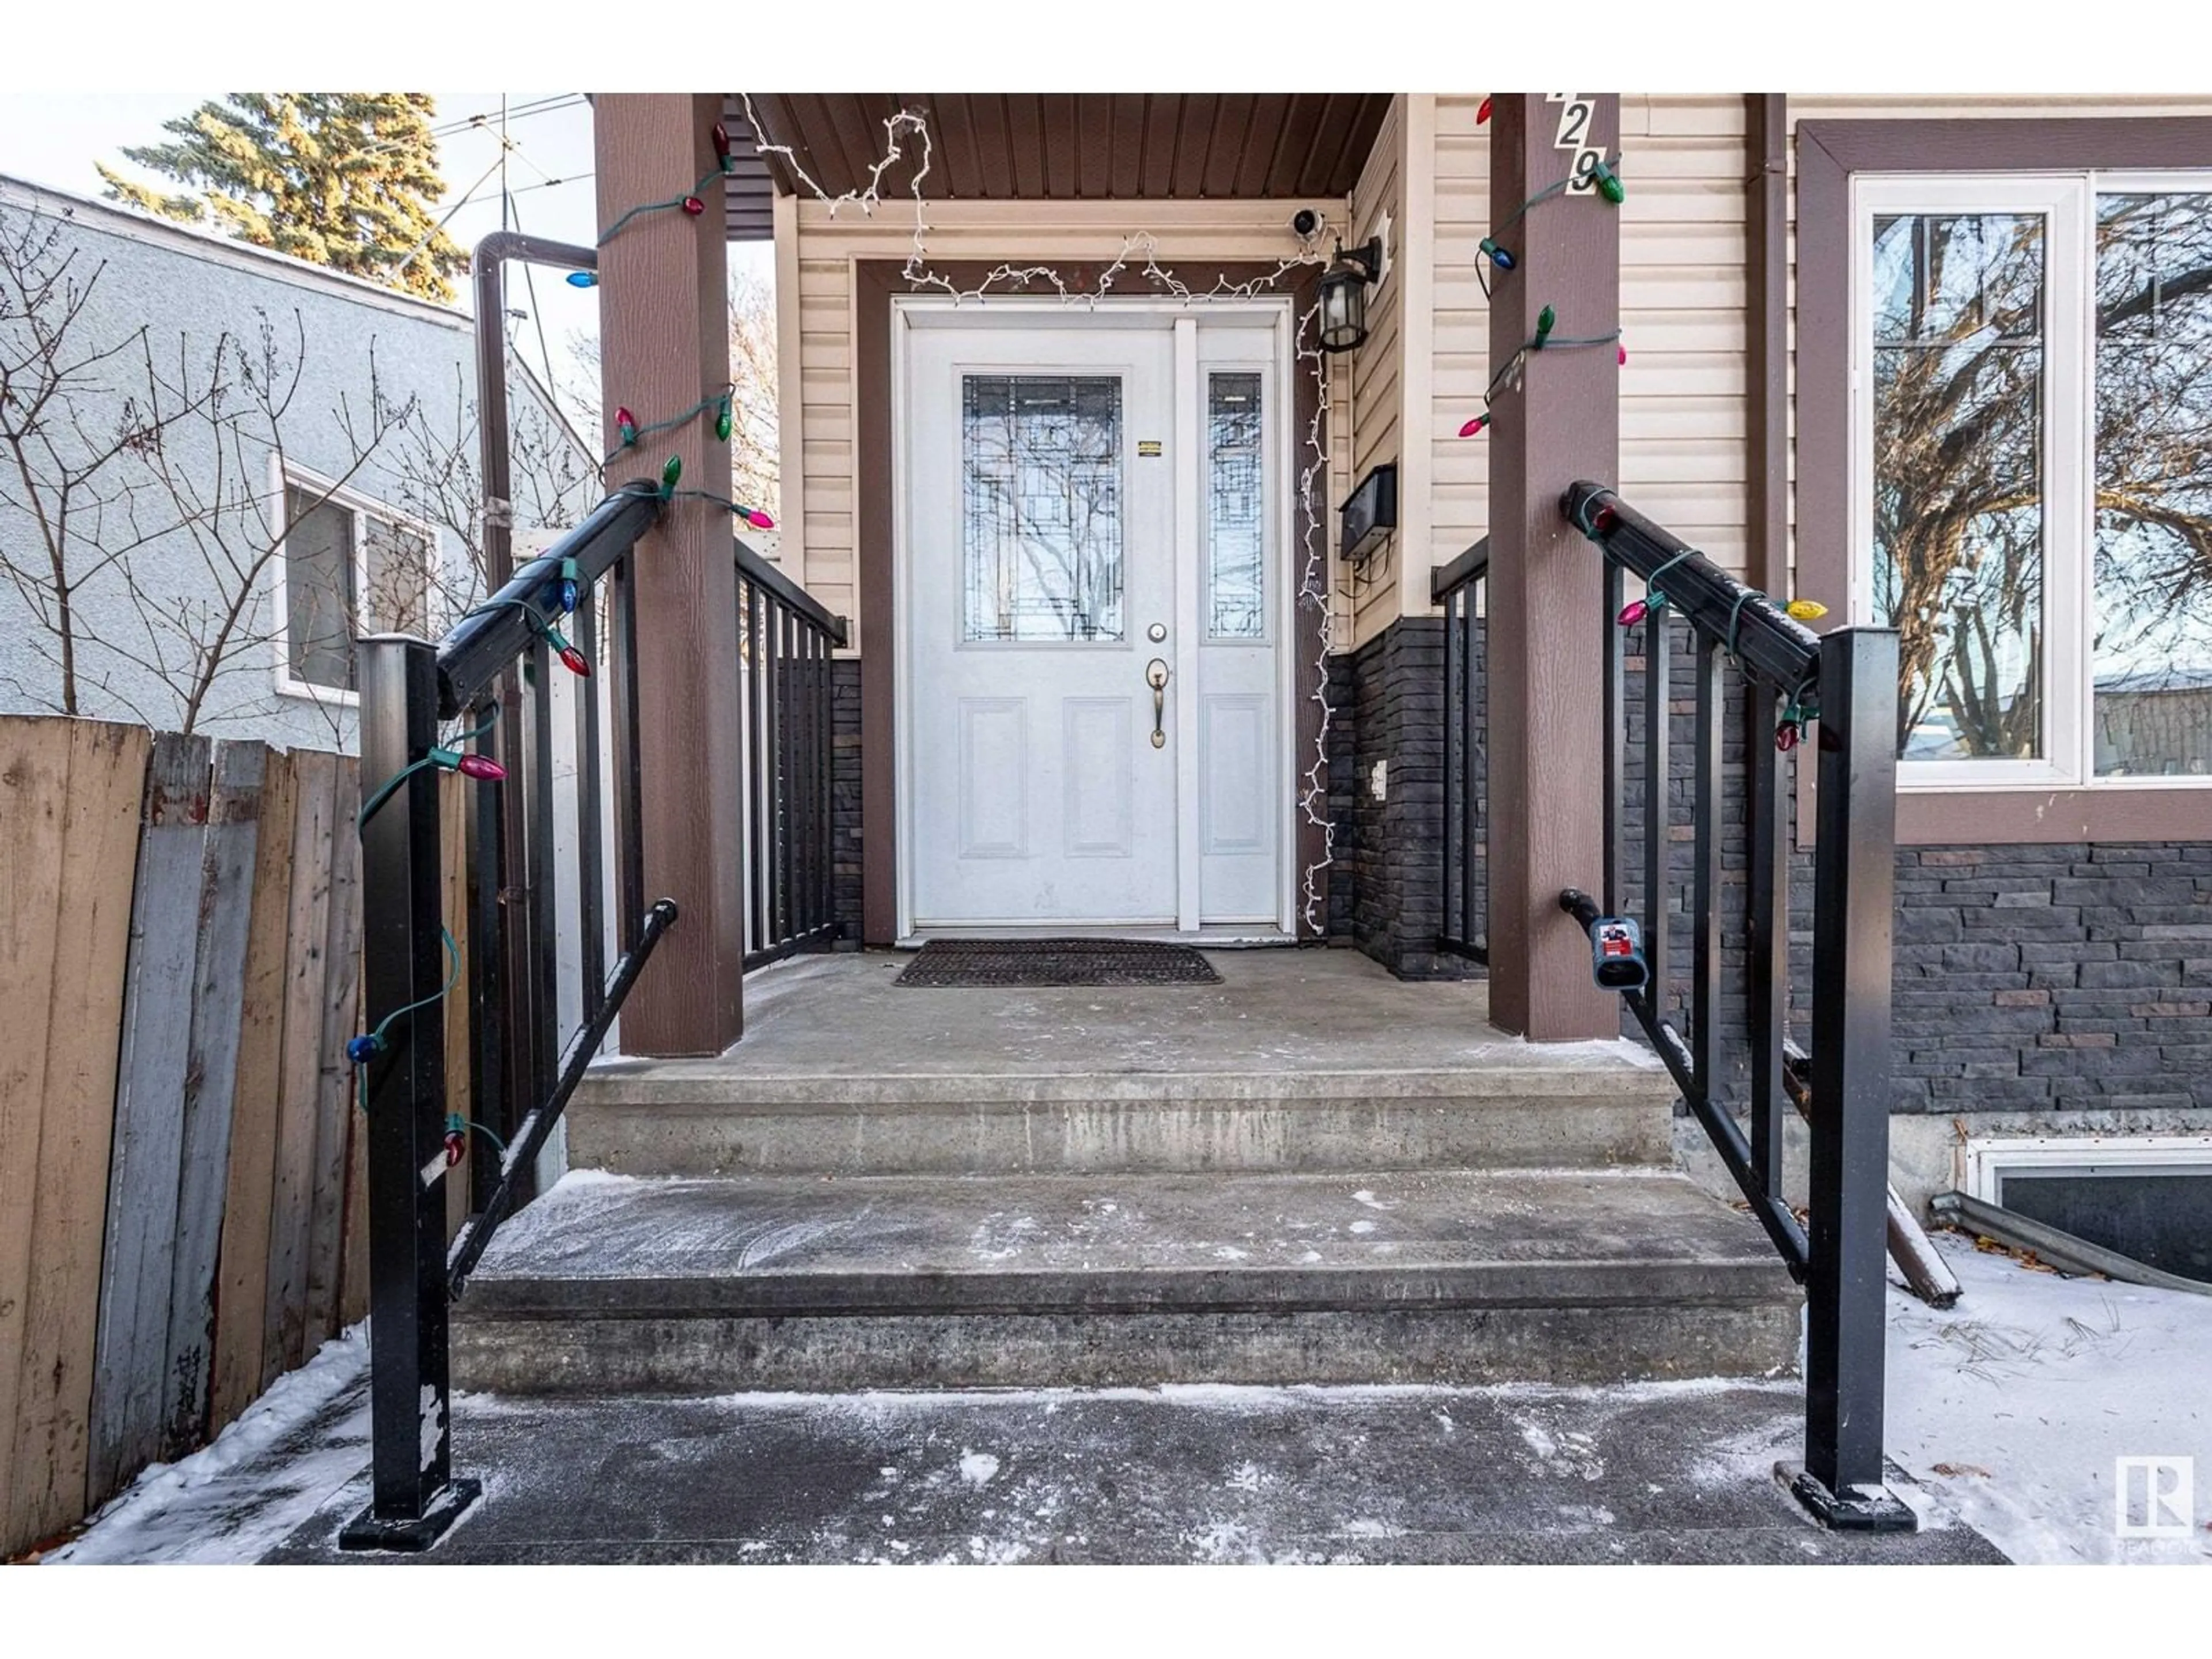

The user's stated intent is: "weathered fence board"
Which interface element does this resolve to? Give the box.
[1,721,83,1549]
[208,749,298,1430]
[265,749,338,1381]
[89,731,211,1507]
[2,720,149,1554]
[304,760,363,1342]
[160,741,264,1460]
[1,717,478,1558]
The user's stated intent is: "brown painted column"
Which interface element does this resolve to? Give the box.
[594,93,744,1054]
[1484,94,1620,1040]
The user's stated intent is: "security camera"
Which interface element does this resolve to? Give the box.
[1291,208,1320,238]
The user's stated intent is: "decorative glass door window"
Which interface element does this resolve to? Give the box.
[1205,372,1266,638]
[960,374,1125,642]
[1853,173,2212,785]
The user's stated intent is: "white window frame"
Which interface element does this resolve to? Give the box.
[1849,169,2212,793]
[267,456,438,707]
[1961,1133,2212,1204]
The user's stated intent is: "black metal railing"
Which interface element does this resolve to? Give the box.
[1558,481,1909,1535]
[1433,538,1490,965]
[736,538,847,969]
[345,482,677,1550]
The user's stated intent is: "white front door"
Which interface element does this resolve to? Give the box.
[899,304,1291,935]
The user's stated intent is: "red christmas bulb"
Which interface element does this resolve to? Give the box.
[1476,97,1493,126]
[1590,503,1619,535]
[559,644,592,678]
[1617,599,1650,628]
[713,122,732,168]
[1618,344,1629,366]
[1459,414,1489,438]
[745,508,777,530]
[615,406,637,446]
[456,754,506,782]
[1775,722,1800,752]
[681,195,706,217]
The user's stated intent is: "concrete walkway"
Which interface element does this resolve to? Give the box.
[589,946,1664,1080]
[253,1376,2002,1564]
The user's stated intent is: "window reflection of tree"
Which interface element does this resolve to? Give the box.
[1871,198,2212,768]
[2094,194,2212,775]
[961,377,1123,642]
[1872,213,2047,759]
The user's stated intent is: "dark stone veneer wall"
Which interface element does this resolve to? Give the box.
[1325,614,2212,1116]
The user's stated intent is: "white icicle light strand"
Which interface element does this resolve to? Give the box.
[740,97,1339,930]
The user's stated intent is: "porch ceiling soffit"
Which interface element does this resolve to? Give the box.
[733,93,1393,207]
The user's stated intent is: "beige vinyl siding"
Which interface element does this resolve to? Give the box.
[1344,96,1407,648]
[1783,94,2212,593]
[1429,95,1752,597]
[785,196,1346,650]
[1430,95,1490,586]
[1619,96,1749,574]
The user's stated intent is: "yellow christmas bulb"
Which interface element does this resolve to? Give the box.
[1785,599,1828,622]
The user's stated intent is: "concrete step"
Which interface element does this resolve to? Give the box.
[452,1168,1801,1393]
[569,1066,1681,1176]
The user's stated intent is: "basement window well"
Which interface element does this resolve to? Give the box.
[1964,1135,2212,1285]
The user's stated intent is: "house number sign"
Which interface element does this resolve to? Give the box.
[1548,93,1606,196]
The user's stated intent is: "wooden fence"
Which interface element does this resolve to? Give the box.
[0,715,471,1559]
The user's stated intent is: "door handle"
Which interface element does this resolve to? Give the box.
[1145,658,1170,748]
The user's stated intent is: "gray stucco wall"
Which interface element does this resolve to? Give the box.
[0,184,593,752]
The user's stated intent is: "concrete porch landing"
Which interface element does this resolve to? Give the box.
[571,948,1681,1176]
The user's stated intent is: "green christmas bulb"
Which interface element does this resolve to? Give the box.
[1535,305,1556,346]
[1590,161,1626,205]
[660,454,683,498]
[715,393,733,442]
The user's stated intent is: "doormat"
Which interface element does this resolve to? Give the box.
[893,938,1222,988]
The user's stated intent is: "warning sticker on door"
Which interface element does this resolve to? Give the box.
[1138,440,1162,457]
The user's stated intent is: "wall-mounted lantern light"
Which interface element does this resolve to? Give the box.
[1317,235,1385,355]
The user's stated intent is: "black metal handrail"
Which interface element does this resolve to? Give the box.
[1558,480,1908,1535]
[346,482,677,1551]
[736,537,847,969]
[1432,538,1490,965]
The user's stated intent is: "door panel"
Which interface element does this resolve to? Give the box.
[902,310,1287,934]
[908,323,1178,927]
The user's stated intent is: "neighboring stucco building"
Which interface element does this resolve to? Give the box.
[0,175,595,753]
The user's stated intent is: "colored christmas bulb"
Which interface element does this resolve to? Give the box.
[1535,305,1556,346]
[556,578,578,613]
[1617,599,1649,628]
[566,270,597,289]
[1476,97,1493,126]
[615,406,637,446]
[1590,161,1626,205]
[456,753,507,782]
[346,1033,382,1065]
[660,454,683,497]
[682,195,706,217]
[1458,414,1489,438]
[559,644,592,678]
[1480,237,1515,271]
[1786,599,1829,622]
[1589,504,1619,535]
[1775,722,1799,752]
[744,507,777,530]
[715,393,733,442]
[713,121,733,171]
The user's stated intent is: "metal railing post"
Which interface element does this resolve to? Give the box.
[341,635,481,1551]
[1793,623,1911,1532]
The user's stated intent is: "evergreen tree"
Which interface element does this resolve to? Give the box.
[97,94,468,304]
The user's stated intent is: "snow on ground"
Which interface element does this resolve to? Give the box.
[40,1234,2212,1565]
[45,1328,372,1566]
[1885,1234,2212,1566]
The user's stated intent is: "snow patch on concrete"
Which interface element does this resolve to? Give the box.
[959,1450,1001,1487]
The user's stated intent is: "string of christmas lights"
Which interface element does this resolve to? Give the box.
[736,96,1344,929]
